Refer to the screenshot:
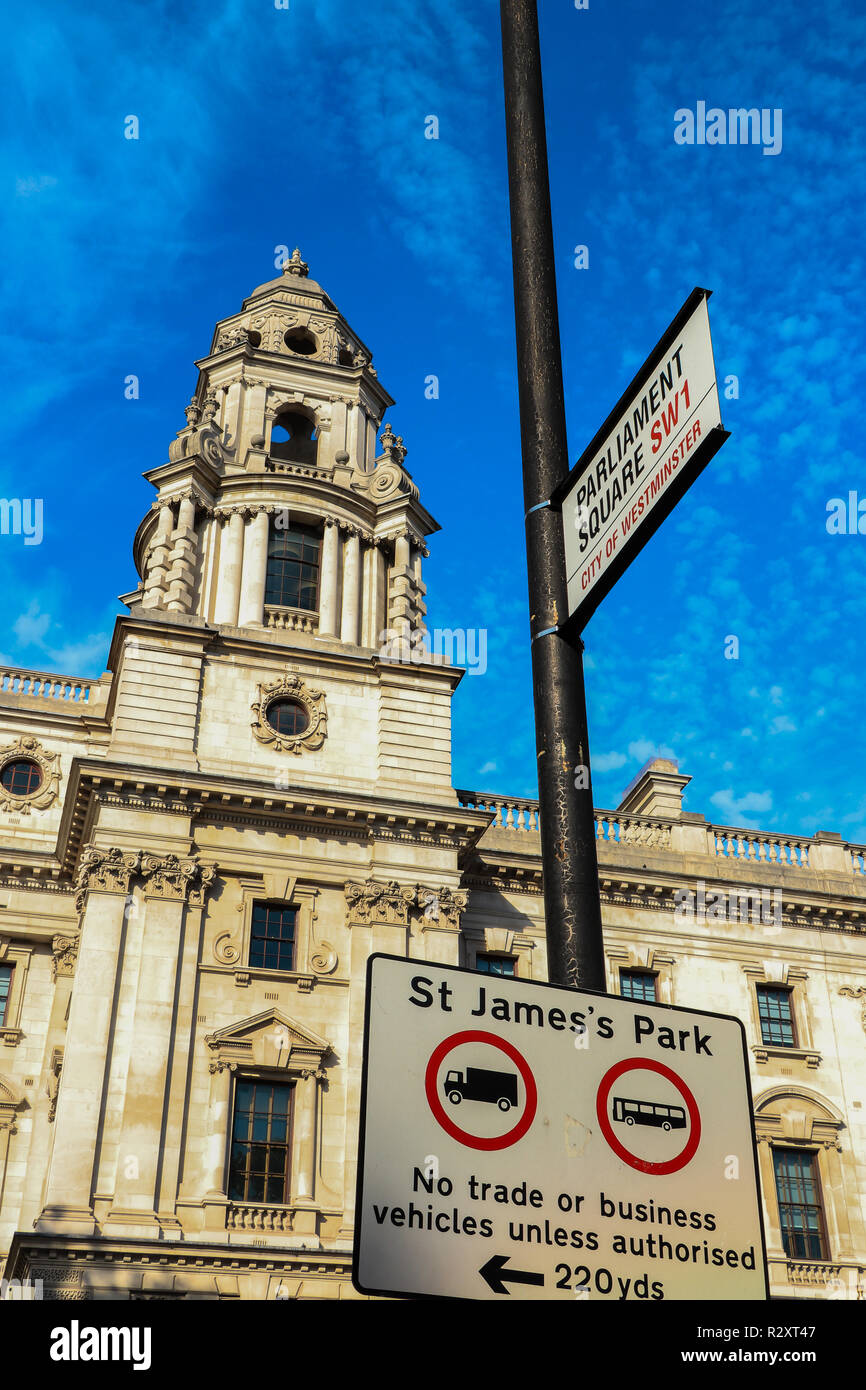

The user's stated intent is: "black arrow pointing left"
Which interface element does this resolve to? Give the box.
[479,1254,545,1296]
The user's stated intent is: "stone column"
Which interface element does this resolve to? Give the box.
[104,854,216,1237]
[318,518,340,638]
[237,508,270,627]
[37,848,140,1235]
[340,528,361,645]
[213,511,245,626]
[141,503,175,609]
[165,495,199,613]
[369,541,386,651]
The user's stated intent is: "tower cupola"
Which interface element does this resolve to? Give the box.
[128,251,436,656]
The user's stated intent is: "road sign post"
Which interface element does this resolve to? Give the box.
[353,956,768,1302]
[500,0,607,994]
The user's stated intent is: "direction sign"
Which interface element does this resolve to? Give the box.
[353,955,767,1302]
[553,288,729,633]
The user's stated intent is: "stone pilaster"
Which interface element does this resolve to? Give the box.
[37,848,140,1234]
[104,854,216,1236]
[340,527,361,645]
[318,517,340,638]
[213,509,245,625]
[237,508,270,626]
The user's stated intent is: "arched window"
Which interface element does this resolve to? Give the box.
[265,520,321,612]
[270,410,318,466]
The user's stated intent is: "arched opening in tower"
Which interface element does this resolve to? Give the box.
[270,410,319,466]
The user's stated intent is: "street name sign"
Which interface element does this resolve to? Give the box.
[553,287,729,634]
[353,955,767,1302]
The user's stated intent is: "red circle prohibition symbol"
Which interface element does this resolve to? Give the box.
[424,1030,538,1151]
[596,1057,701,1176]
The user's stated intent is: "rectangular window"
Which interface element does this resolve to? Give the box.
[250,902,296,972]
[757,985,796,1047]
[0,966,12,1027]
[229,1080,293,1205]
[620,970,657,1002]
[265,523,321,611]
[476,955,515,977]
[773,1149,828,1260]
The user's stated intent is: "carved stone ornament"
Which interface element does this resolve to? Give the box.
[140,854,217,906]
[75,846,217,912]
[0,736,61,815]
[51,936,78,980]
[419,886,468,929]
[344,879,417,925]
[839,986,866,1033]
[251,672,327,755]
[74,847,141,913]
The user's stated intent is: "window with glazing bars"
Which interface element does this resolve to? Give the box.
[757,985,796,1047]
[250,903,296,972]
[620,970,658,1002]
[476,955,516,976]
[265,522,321,611]
[773,1148,828,1260]
[0,966,11,1027]
[228,1081,293,1204]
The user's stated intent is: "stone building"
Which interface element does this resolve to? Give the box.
[0,253,864,1301]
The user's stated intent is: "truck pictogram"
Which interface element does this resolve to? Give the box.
[444,1066,518,1112]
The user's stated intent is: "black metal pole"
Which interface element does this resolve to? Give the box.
[499,0,606,991]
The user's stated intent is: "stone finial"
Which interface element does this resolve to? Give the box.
[282,247,309,278]
[380,422,407,465]
[184,398,201,427]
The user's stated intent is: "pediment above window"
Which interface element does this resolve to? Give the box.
[204,1008,330,1074]
[754,1085,845,1149]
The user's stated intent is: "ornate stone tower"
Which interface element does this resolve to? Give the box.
[109,248,457,802]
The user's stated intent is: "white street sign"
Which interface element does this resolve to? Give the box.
[556,288,728,632]
[353,955,767,1302]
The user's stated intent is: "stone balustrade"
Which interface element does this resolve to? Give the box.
[456,791,540,831]
[264,606,319,634]
[457,789,866,879]
[226,1202,294,1233]
[0,667,109,711]
[712,826,811,867]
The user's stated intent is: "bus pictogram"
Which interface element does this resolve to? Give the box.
[612,1096,688,1132]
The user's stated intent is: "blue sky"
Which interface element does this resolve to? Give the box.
[2,0,865,840]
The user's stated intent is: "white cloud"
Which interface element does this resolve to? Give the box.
[592,751,628,773]
[12,600,51,646]
[627,739,676,764]
[709,788,773,826]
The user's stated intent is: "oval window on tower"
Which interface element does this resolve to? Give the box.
[0,759,43,797]
[266,700,309,738]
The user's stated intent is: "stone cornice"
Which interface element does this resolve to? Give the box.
[50,759,490,882]
[461,857,866,928]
